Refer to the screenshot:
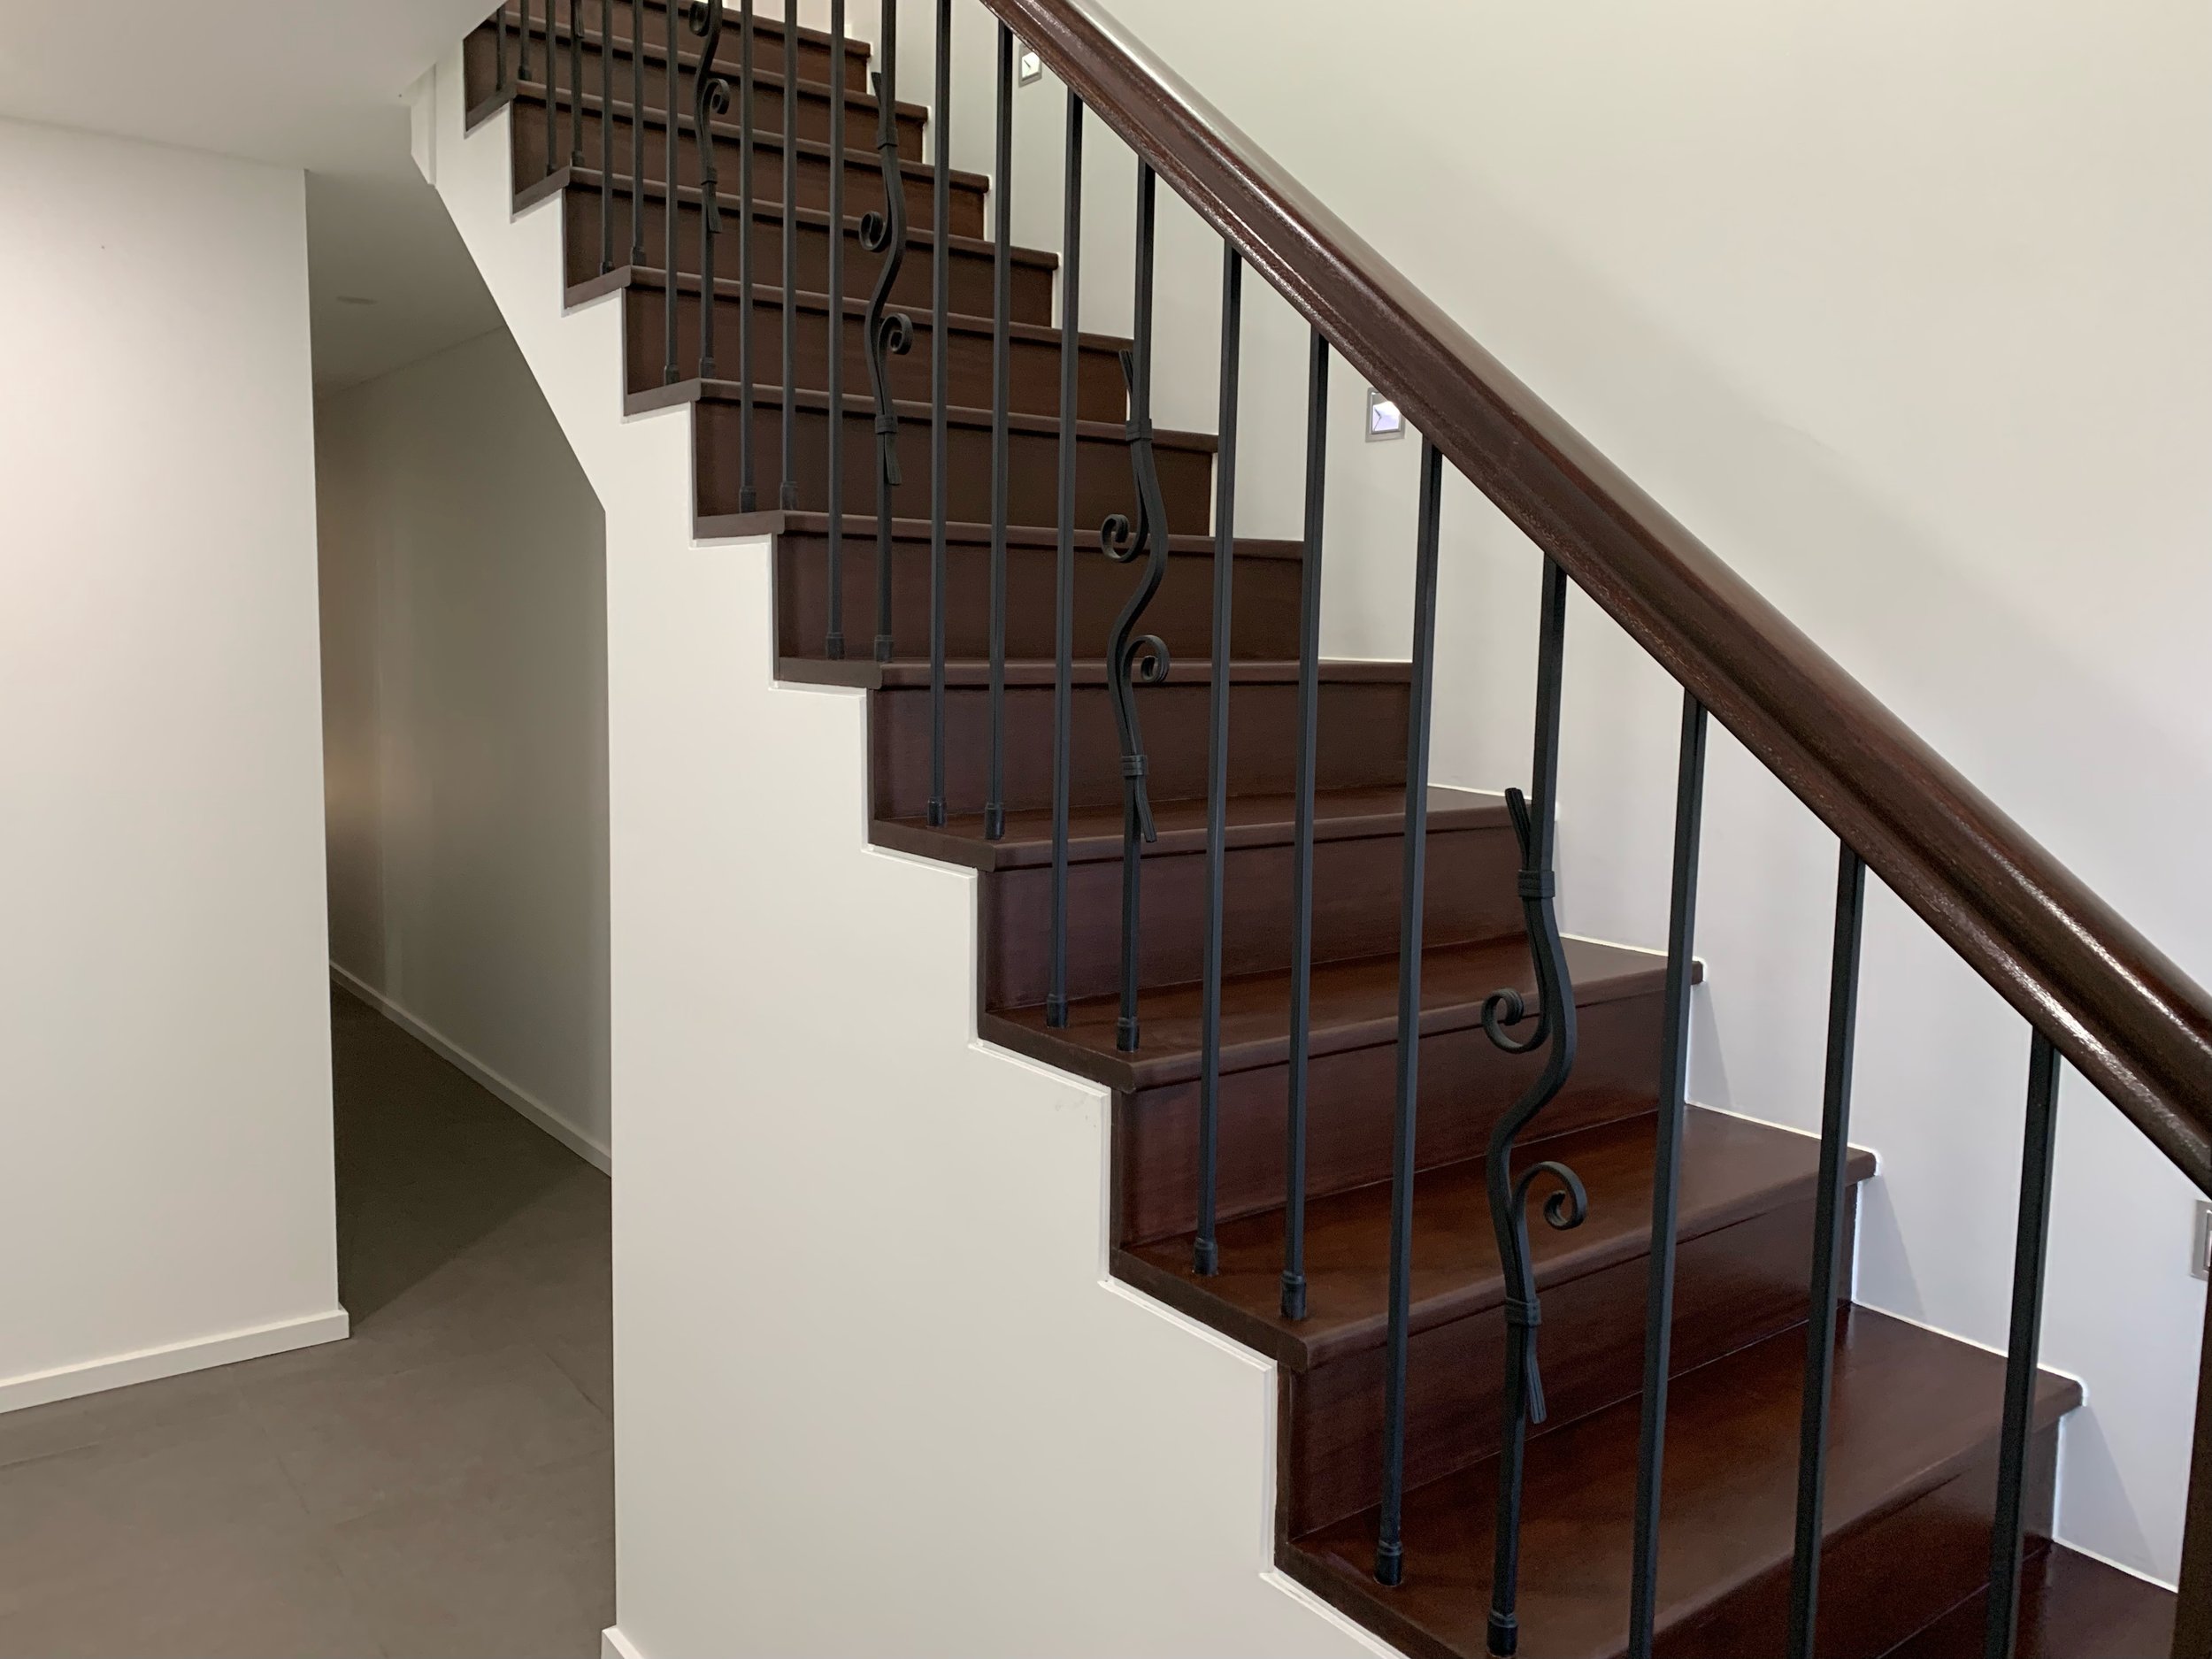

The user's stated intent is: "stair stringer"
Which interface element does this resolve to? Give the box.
[409,45,1396,1659]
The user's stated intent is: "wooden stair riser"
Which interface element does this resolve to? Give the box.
[775,535,1303,663]
[1658,1426,2057,1659]
[513,98,979,236]
[483,4,870,95]
[468,23,919,157]
[687,396,1216,528]
[1284,1194,1852,1537]
[979,823,1522,1008]
[564,182,1055,320]
[626,282,1125,418]
[872,678,1411,821]
[1112,988,1667,1244]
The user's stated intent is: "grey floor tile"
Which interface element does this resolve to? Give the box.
[0,1364,247,1473]
[0,1411,318,1617]
[325,1450,612,1659]
[0,1532,386,1659]
[242,1343,610,1527]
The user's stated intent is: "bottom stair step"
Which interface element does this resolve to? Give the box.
[1283,1306,2080,1659]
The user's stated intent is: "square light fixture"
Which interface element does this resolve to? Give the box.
[1367,388,1406,442]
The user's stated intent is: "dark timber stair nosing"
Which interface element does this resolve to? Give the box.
[518,165,1062,272]
[703,508,1304,558]
[982,935,1686,1094]
[875,786,1511,872]
[778,657,1414,691]
[633,379,1221,454]
[578,264,1131,357]
[1116,1107,1875,1371]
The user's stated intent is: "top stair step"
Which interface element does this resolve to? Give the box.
[480,1,872,94]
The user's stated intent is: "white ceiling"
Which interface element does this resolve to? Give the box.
[0,0,504,389]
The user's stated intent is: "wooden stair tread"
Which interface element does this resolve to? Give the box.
[981,934,1676,1092]
[1286,1307,2083,1659]
[581,265,1130,354]
[494,1,872,73]
[699,505,1302,558]
[522,164,1060,270]
[777,657,1410,689]
[1882,1542,2176,1658]
[500,82,961,186]
[1118,1107,1874,1371]
[875,786,1508,872]
[629,377,1220,452]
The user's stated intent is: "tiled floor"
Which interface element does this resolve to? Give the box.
[0,989,614,1658]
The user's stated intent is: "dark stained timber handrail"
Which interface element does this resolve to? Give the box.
[974,0,2212,1193]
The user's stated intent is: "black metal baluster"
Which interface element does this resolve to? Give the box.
[1479,557,1586,1654]
[569,0,585,167]
[1102,166,1170,1052]
[660,0,680,383]
[497,1,509,94]
[778,4,798,510]
[1046,90,1083,1026]
[518,0,533,93]
[597,0,613,273]
[1785,844,1868,1659]
[824,0,849,657]
[925,0,950,827]
[735,0,756,510]
[1280,329,1327,1324]
[1984,1032,2064,1659]
[1373,438,1446,1586]
[860,2,910,661]
[1194,243,1241,1275]
[542,0,557,176]
[983,21,1013,841]
[1626,691,1709,1658]
[691,4,730,379]
[629,0,644,264]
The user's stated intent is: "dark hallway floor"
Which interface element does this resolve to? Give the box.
[0,987,613,1658]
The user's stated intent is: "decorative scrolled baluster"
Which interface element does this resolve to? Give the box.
[1102,348,1171,1050]
[686,1,733,380]
[1480,557,1584,1659]
[860,2,910,663]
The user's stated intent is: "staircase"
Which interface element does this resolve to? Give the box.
[449,4,2193,1655]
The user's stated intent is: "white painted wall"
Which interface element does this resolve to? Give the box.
[316,326,613,1168]
[935,0,2211,1588]
[0,117,345,1408]
[418,54,1386,1659]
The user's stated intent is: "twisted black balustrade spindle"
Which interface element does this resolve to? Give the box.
[1985,1032,2063,1659]
[1626,691,1709,1658]
[629,0,645,264]
[1477,556,1586,1653]
[691,4,732,378]
[860,2,910,662]
[778,4,798,511]
[1046,89,1083,1028]
[1194,243,1241,1275]
[1372,437,1446,1586]
[925,0,950,828]
[823,0,849,658]
[1280,329,1327,1323]
[659,0,681,382]
[568,0,585,167]
[983,21,1014,842]
[597,0,614,273]
[735,0,757,511]
[1784,841,1868,1659]
[1102,165,1171,1054]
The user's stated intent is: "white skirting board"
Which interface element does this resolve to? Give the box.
[329,963,612,1174]
[0,1309,349,1416]
[601,1627,645,1659]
